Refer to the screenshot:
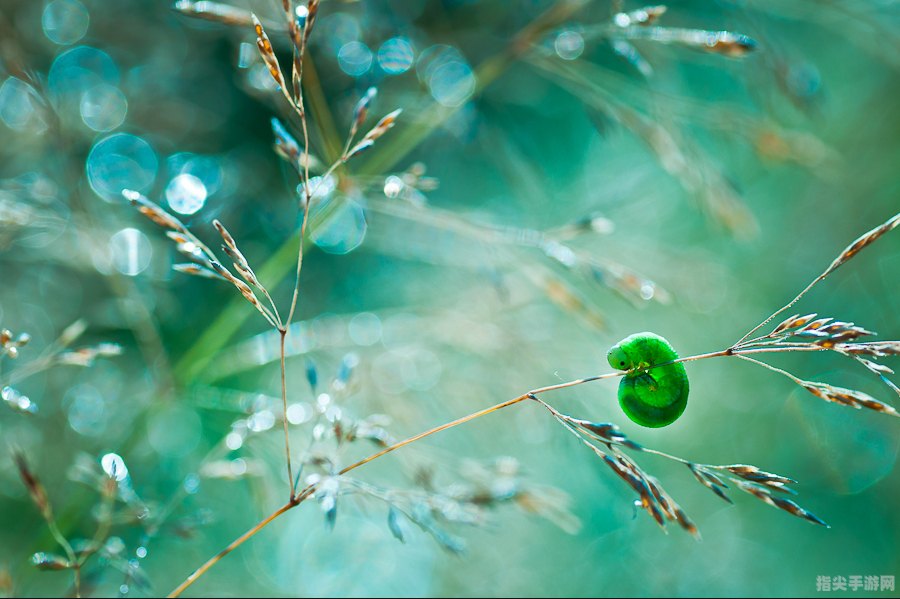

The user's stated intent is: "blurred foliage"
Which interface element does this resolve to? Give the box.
[0,0,898,597]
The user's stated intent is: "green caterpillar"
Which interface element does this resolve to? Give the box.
[607,332,689,428]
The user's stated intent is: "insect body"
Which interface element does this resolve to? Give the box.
[607,332,689,427]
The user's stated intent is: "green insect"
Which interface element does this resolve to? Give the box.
[607,332,689,428]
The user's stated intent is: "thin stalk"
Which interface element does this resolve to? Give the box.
[285,159,341,328]
[280,330,295,498]
[734,354,806,384]
[734,273,827,347]
[281,3,315,499]
[43,518,79,597]
[337,394,531,475]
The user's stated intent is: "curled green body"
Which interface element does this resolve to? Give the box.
[607,332,689,428]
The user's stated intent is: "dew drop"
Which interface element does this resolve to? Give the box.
[100,452,128,481]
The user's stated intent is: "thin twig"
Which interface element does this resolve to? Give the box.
[280,330,295,498]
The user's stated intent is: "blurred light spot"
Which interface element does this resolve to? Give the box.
[338,41,373,77]
[147,405,202,458]
[237,41,255,69]
[248,63,279,92]
[225,431,244,450]
[383,175,403,198]
[135,546,148,559]
[167,152,223,196]
[183,473,200,494]
[66,384,107,436]
[403,348,442,391]
[555,31,584,60]
[311,197,367,254]
[105,537,125,555]
[248,409,276,432]
[543,240,577,267]
[640,283,655,300]
[42,0,89,45]
[377,37,415,74]
[165,173,207,215]
[109,228,151,276]
[371,351,409,394]
[416,45,452,81]
[418,46,475,108]
[787,62,821,99]
[231,458,248,476]
[101,452,128,481]
[0,77,44,131]
[320,13,361,53]
[348,312,382,346]
[325,405,342,423]
[371,348,441,394]
[286,402,311,425]
[80,83,127,131]
[613,13,631,27]
[2,386,37,414]
[589,215,614,234]
[86,132,157,201]
[428,61,475,107]
[300,174,337,202]
[48,46,119,107]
